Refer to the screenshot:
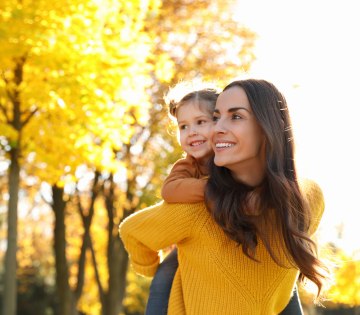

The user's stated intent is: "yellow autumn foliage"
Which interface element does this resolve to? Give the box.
[327,251,360,306]
[0,0,165,186]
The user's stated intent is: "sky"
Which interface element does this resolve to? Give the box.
[235,0,360,253]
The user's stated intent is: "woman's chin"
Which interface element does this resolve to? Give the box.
[214,157,227,167]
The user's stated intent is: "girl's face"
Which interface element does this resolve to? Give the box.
[211,86,266,184]
[176,101,213,163]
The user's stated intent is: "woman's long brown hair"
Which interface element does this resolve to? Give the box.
[205,79,329,298]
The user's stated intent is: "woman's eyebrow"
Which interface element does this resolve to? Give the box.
[213,107,250,114]
[228,107,250,113]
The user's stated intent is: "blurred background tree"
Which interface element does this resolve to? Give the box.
[296,242,360,315]
[1,0,357,315]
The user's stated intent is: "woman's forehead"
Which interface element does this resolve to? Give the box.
[216,87,250,110]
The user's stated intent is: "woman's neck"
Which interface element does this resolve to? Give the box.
[230,163,265,187]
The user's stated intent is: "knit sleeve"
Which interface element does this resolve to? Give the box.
[300,179,325,236]
[161,156,207,203]
[119,202,203,277]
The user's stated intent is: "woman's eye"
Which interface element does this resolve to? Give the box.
[232,114,242,120]
[212,116,219,122]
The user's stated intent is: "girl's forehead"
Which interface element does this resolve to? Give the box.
[176,101,211,118]
[180,100,213,114]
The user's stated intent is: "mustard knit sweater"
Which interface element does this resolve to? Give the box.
[119,179,324,315]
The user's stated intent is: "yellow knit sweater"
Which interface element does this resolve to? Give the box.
[119,179,324,315]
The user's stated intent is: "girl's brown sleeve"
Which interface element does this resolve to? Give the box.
[161,157,207,203]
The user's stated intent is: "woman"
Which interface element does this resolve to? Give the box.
[119,79,329,314]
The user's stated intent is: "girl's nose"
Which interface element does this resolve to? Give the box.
[189,126,198,136]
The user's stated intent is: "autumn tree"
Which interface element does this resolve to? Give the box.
[0,0,159,314]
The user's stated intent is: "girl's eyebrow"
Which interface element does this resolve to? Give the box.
[213,107,250,114]
[177,114,210,124]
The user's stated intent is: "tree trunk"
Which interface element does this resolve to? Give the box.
[2,147,20,315]
[102,174,131,315]
[52,185,78,315]
[2,57,26,315]
[105,230,129,315]
[75,172,100,301]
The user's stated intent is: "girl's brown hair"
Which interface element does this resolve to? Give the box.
[164,81,220,120]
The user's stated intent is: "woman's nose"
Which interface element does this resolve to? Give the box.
[213,118,226,133]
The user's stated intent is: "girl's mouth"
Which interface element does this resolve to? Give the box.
[190,140,206,147]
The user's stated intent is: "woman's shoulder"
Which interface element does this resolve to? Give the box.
[298,178,325,235]
[299,177,323,197]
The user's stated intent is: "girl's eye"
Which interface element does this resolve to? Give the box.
[197,119,207,125]
[212,116,219,122]
[179,125,188,130]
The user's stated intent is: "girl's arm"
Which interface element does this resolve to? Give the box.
[161,156,207,203]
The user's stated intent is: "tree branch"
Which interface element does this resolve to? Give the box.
[89,237,105,305]
[74,171,100,299]
[74,192,88,300]
[22,108,39,127]
[0,103,10,123]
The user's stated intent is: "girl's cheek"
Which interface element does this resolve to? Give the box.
[205,125,213,137]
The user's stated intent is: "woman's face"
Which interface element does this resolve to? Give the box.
[211,86,266,184]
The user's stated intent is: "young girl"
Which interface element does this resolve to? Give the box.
[120,79,324,314]
[145,84,219,315]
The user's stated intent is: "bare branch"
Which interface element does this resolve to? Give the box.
[89,238,105,304]
[22,108,39,127]
[0,103,10,123]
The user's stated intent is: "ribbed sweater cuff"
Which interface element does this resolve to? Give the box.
[131,258,159,277]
